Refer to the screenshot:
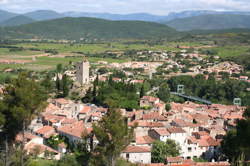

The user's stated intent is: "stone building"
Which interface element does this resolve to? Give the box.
[76,59,90,85]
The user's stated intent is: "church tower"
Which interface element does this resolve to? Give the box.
[76,59,90,85]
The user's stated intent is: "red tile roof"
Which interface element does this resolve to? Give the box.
[136,135,155,145]
[79,106,91,114]
[167,127,186,134]
[122,146,151,153]
[152,128,170,136]
[58,121,88,138]
[35,126,55,136]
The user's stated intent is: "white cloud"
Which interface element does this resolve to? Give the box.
[0,0,250,14]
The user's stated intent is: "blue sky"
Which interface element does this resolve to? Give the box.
[0,0,250,15]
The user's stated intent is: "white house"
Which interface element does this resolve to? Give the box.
[121,146,151,164]
[148,128,170,142]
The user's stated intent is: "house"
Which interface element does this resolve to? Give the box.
[149,128,170,142]
[167,127,187,146]
[25,142,61,160]
[57,121,89,144]
[52,98,72,109]
[78,106,92,121]
[15,132,43,145]
[135,135,155,146]
[140,96,160,108]
[34,126,56,139]
[121,146,151,164]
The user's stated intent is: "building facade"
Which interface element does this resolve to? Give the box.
[76,59,90,85]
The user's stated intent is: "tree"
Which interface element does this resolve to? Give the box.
[221,107,250,163]
[151,140,180,163]
[56,64,63,73]
[41,75,54,93]
[139,84,145,98]
[62,74,70,97]
[157,83,170,103]
[0,73,48,166]
[165,103,171,112]
[56,155,80,166]
[91,109,135,166]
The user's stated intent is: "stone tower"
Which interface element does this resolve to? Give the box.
[76,59,90,85]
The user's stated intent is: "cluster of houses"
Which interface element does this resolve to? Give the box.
[14,93,244,165]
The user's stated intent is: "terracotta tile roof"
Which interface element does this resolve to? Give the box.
[152,128,170,136]
[15,132,40,142]
[25,142,58,155]
[136,135,155,145]
[35,126,55,136]
[91,112,102,117]
[79,106,91,114]
[43,114,65,123]
[130,120,164,128]
[167,127,186,134]
[122,146,151,153]
[58,121,88,138]
[61,118,78,125]
[142,96,159,102]
[166,156,183,163]
[198,136,219,147]
[54,98,71,105]
[142,112,165,120]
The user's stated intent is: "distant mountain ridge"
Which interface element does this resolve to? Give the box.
[0,15,35,27]
[0,17,178,40]
[1,9,250,26]
[165,14,250,31]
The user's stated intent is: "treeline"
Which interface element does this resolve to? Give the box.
[221,107,250,164]
[167,74,250,105]
[83,76,139,110]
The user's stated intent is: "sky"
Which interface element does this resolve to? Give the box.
[0,0,250,15]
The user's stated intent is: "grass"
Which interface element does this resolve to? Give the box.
[27,159,55,166]
[204,45,250,57]
[0,41,209,72]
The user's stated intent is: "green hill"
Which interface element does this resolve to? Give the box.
[0,15,35,27]
[24,10,64,21]
[165,14,250,31]
[0,17,178,40]
[0,10,17,23]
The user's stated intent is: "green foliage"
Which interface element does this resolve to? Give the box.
[193,157,208,162]
[90,109,135,166]
[151,140,180,163]
[0,72,48,141]
[167,75,250,105]
[92,78,139,109]
[0,17,178,40]
[56,155,80,166]
[157,83,170,103]
[221,108,250,163]
[47,135,65,149]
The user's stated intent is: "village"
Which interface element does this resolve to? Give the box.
[5,48,248,166]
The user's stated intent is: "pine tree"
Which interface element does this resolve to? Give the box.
[140,84,145,98]
[91,109,135,166]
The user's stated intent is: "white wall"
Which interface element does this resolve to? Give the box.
[121,152,151,164]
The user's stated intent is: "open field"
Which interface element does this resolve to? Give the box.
[0,40,247,72]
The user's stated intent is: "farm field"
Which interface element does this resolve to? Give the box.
[0,40,248,72]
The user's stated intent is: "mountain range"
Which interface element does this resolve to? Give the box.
[0,9,250,40]
[1,9,250,27]
[0,17,178,40]
[165,14,250,31]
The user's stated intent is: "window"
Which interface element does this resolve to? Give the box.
[126,153,129,159]
[188,147,192,152]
